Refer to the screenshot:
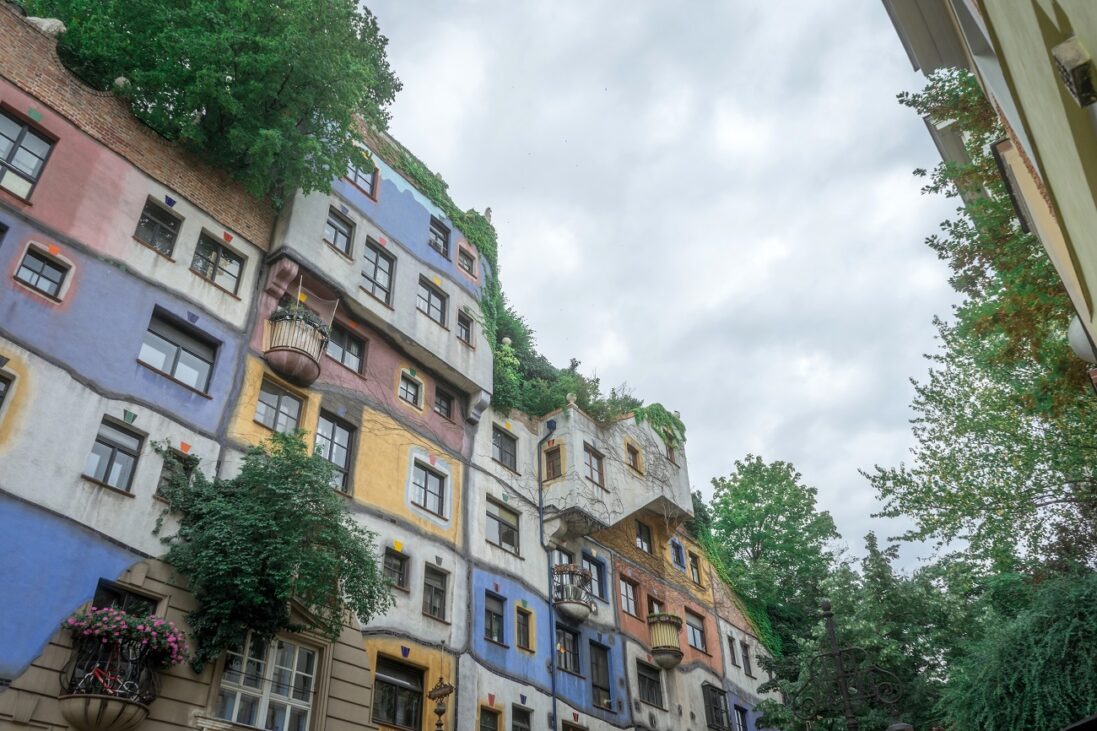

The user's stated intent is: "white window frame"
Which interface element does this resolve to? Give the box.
[215,632,317,731]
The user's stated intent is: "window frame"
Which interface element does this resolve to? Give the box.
[14,246,68,299]
[457,311,474,345]
[635,521,653,554]
[398,373,422,408]
[133,198,182,257]
[156,448,199,495]
[422,565,448,621]
[326,323,366,373]
[138,310,218,393]
[0,372,12,414]
[479,707,500,731]
[555,626,580,675]
[433,388,455,420]
[323,207,354,257]
[411,461,446,518]
[619,577,638,616]
[457,248,476,276]
[254,379,303,434]
[589,642,612,709]
[191,233,245,295]
[646,595,664,617]
[582,554,605,600]
[93,579,158,616]
[486,498,520,555]
[626,443,642,472]
[703,684,731,731]
[372,656,424,730]
[492,426,518,471]
[689,551,703,585]
[83,418,143,492]
[215,631,317,731]
[670,540,686,568]
[315,411,355,492]
[636,661,663,708]
[741,641,754,677]
[515,607,532,651]
[484,593,506,645]
[383,549,409,591]
[416,277,448,326]
[727,635,739,666]
[0,108,54,199]
[348,163,377,198]
[544,446,562,480]
[583,443,605,487]
[511,706,532,731]
[361,239,395,305]
[685,609,708,652]
[427,216,450,258]
[733,706,749,731]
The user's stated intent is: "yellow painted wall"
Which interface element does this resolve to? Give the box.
[365,638,456,731]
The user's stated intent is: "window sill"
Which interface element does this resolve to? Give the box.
[0,185,32,206]
[323,353,367,380]
[484,638,509,649]
[491,458,521,476]
[622,610,641,620]
[415,308,450,332]
[324,240,355,262]
[594,702,615,713]
[344,178,378,202]
[688,645,712,657]
[639,699,668,712]
[390,584,411,594]
[457,336,475,350]
[628,464,645,476]
[422,611,450,626]
[585,476,607,490]
[517,644,535,654]
[132,236,177,262]
[358,285,395,311]
[485,540,522,559]
[189,267,242,300]
[136,360,214,399]
[556,668,585,680]
[81,475,135,497]
[12,277,63,303]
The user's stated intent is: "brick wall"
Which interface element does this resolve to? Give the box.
[0,4,275,247]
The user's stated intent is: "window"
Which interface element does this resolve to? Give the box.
[422,566,447,621]
[670,541,686,568]
[458,249,475,275]
[619,577,638,616]
[254,380,302,433]
[511,706,532,731]
[583,443,604,487]
[362,240,395,304]
[427,217,449,258]
[516,608,532,650]
[0,110,52,198]
[665,439,677,465]
[216,633,316,731]
[433,388,455,420]
[156,449,199,494]
[348,163,376,197]
[637,662,663,707]
[686,610,707,652]
[486,500,520,554]
[0,373,11,411]
[484,594,505,644]
[84,419,142,491]
[703,685,731,731]
[741,641,754,677]
[480,709,500,731]
[138,311,217,392]
[457,312,473,344]
[647,596,664,616]
[412,462,446,517]
[399,374,421,407]
[191,234,244,294]
[627,443,641,471]
[383,549,408,590]
[582,555,604,600]
[689,551,703,584]
[323,208,353,256]
[15,248,67,298]
[134,200,182,257]
[555,626,579,674]
[417,278,447,326]
[373,657,423,730]
[492,426,517,471]
[93,580,156,616]
[727,636,739,666]
[326,324,365,372]
[545,446,562,480]
[315,413,354,491]
[733,706,749,731]
[635,521,652,554]
[590,643,612,709]
[553,548,574,567]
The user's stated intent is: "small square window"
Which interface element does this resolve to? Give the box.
[434,388,455,420]
[138,310,218,392]
[134,199,182,257]
[412,461,446,517]
[635,521,653,553]
[84,419,142,491]
[254,379,302,433]
[362,240,395,305]
[458,249,475,275]
[545,446,562,480]
[492,426,517,471]
[417,278,447,326]
[485,594,505,644]
[422,565,447,620]
[15,248,67,298]
[0,110,53,198]
[191,234,244,294]
[428,217,449,258]
[326,323,366,373]
[516,608,532,650]
[324,208,354,256]
[584,443,605,487]
[399,374,422,407]
[487,499,520,554]
[383,549,408,589]
[457,312,473,345]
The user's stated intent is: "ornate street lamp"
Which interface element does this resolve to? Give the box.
[427,677,455,731]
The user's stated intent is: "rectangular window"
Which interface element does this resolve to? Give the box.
[0,110,52,198]
[15,248,67,298]
[315,412,354,492]
[727,636,739,666]
[637,662,663,707]
[516,608,532,650]
[383,549,408,590]
[582,555,604,600]
[191,234,244,294]
[399,374,421,407]
[627,443,641,471]
[703,685,731,731]
[428,216,449,258]
[326,323,365,373]
[156,449,198,495]
[635,521,653,553]
[555,626,579,674]
[590,643,611,709]
[412,461,446,517]
[689,552,703,584]
[0,373,12,412]
[671,541,686,568]
[665,440,677,464]
[373,657,423,730]
[84,419,142,491]
[686,610,707,652]
[545,446,562,480]
[417,278,447,326]
[362,240,395,305]
[485,594,505,644]
[492,426,517,471]
[348,163,376,197]
[216,633,316,731]
[93,580,156,616]
[619,577,638,616]
[457,311,473,344]
[324,208,354,256]
[583,443,604,487]
[134,199,181,257]
[254,379,302,433]
[511,706,532,731]
[458,249,475,275]
[422,566,447,621]
[647,596,664,616]
[486,499,520,554]
[138,311,217,392]
[734,706,748,731]
[433,388,454,420]
[480,708,500,731]
[741,641,754,677]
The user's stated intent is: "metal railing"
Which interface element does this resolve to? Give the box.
[61,638,160,705]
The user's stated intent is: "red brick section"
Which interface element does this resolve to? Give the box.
[0,5,274,247]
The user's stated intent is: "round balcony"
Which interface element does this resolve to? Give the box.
[264,306,329,386]
[647,613,683,669]
[553,564,595,623]
[59,637,160,731]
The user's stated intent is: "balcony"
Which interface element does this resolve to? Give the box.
[553,564,595,623]
[646,613,683,669]
[264,305,329,386]
[59,637,160,731]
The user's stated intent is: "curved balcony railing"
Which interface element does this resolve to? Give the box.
[647,613,684,669]
[59,637,160,731]
[552,564,595,623]
[264,307,329,386]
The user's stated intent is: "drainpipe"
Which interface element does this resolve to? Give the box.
[537,418,558,729]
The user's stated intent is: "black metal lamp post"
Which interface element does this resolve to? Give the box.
[427,677,455,731]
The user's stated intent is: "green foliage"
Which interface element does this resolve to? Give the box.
[155,432,394,671]
[633,403,686,447]
[26,0,400,207]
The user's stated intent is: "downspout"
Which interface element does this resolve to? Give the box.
[537,418,558,729]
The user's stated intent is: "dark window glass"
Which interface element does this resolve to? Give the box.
[458,249,475,275]
[383,549,408,589]
[434,389,454,419]
[590,643,612,708]
[727,636,739,666]
[689,551,703,584]
[741,641,754,677]
[486,500,519,554]
[0,110,52,198]
[484,594,505,644]
[480,709,500,731]
[254,380,302,433]
[324,209,353,255]
[584,443,604,486]
[399,375,421,407]
[191,234,244,294]
[134,200,182,256]
[427,217,449,258]
[666,438,677,464]
[545,446,562,480]
[326,323,365,372]
[316,413,354,491]
[635,521,653,553]
[362,241,395,304]
[0,373,11,412]
[511,706,532,731]
[84,419,142,491]
[619,577,638,615]
[553,548,573,567]
[671,541,685,567]
[348,163,376,197]
[138,311,217,392]
[582,556,604,599]
[422,566,447,620]
[637,662,663,706]
[457,312,473,344]
[686,610,707,651]
[516,609,531,650]
[647,596,664,616]
[703,685,731,730]
[492,427,517,470]
[627,443,641,471]
[555,627,579,674]
[734,706,749,731]
[417,278,447,325]
[373,657,423,729]
[92,580,156,616]
[15,248,67,297]
[412,462,445,516]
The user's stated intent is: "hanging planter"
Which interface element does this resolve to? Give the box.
[264,305,330,386]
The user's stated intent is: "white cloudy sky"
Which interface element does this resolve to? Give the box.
[369,1,959,564]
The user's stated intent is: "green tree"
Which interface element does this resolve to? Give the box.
[156,431,394,670]
[26,0,401,205]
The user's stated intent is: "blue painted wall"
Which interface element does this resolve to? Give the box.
[470,568,632,727]
[0,213,245,435]
[0,492,138,679]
